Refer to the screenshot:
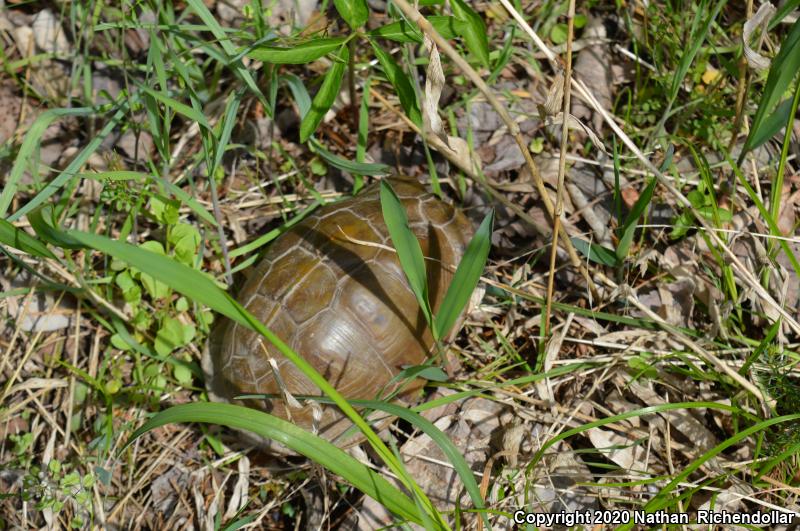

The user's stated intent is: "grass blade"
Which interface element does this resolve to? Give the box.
[281,73,312,117]
[435,210,493,340]
[571,237,618,267]
[730,155,800,279]
[229,201,321,260]
[740,97,794,153]
[28,212,442,525]
[184,0,265,106]
[248,37,347,64]
[616,178,656,261]
[0,218,57,259]
[450,0,490,67]
[380,180,434,334]
[369,16,460,43]
[741,17,800,159]
[349,400,487,526]
[529,401,750,471]
[642,414,800,512]
[28,208,86,250]
[122,402,421,524]
[136,83,210,129]
[370,40,422,125]
[154,174,219,227]
[309,138,391,175]
[9,103,129,223]
[333,0,369,29]
[300,46,348,141]
[667,1,727,107]
[0,107,94,218]
[768,0,800,29]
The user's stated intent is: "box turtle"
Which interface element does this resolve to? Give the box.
[202,178,473,451]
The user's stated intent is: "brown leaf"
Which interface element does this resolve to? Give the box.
[743,2,776,70]
[542,71,565,117]
[422,34,449,147]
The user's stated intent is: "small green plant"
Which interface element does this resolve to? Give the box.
[570,174,656,268]
[19,459,94,528]
[670,178,733,240]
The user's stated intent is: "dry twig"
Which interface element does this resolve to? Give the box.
[544,0,576,339]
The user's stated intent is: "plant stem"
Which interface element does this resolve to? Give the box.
[768,78,800,257]
[544,0,576,346]
[348,39,357,131]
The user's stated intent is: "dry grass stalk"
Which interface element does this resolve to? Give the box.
[544,0,577,339]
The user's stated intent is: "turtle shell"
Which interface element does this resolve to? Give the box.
[202,178,473,450]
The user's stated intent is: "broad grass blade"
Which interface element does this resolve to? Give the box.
[369,16,459,43]
[122,402,421,524]
[741,18,800,158]
[28,213,440,525]
[370,41,422,125]
[435,210,493,340]
[0,218,56,259]
[281,73,312,117]
[451,0,490,67]
[300,46,349,141]
[333,0,369,29]
[347,398,490,529]
[380,180,434,332]
[309,138,391,175]
[571,237,618,267]
[248,37,347,64]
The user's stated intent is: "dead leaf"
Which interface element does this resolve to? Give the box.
[777,182,799,236]
[7,288,75,332]
[422,34,449,147]
[544,112,607,153]
[529,445,599,514]
[743,2,776,70]
[626,379,719,454]
[223,456,250,520]
[358,396,507,529]
[586,427,650,471]
[634,278,696,328]
[150,464,190,515]
[542,71,565,117]
[484,135,524,172]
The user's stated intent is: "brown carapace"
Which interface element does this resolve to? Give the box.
[202,178,473,451]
